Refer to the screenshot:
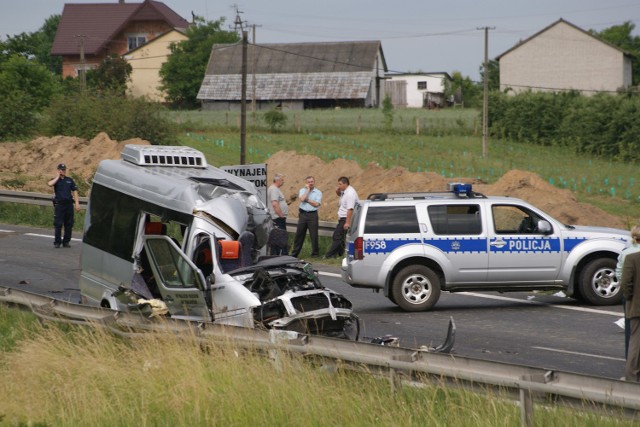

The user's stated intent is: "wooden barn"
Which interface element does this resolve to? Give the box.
[197,40,387,110]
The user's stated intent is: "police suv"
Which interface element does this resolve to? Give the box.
[341,183,630,312]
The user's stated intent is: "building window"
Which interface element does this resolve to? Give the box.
[417,81,427,90]
[128,34,146,50]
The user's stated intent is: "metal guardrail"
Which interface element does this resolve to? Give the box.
[0,190,337,236]
[0,189,88,209]
[0,285,639,426]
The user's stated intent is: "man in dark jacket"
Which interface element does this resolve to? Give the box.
[47,163,80,248]
[620,250,640,381]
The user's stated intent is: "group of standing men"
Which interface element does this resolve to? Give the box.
[267,174,358,259]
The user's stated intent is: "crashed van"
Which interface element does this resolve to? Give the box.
[80,145,357,338]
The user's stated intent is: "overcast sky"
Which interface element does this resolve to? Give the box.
[2,0,639,80]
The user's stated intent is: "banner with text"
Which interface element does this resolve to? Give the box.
[221,163,267,206]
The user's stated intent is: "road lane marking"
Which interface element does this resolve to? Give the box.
[1,230,82,242]
[24,233,81,242]
[532,346,625,362]
[459,292,622,316]
[319,271,341,278]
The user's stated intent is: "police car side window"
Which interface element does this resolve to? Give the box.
[364,206,420,234]
[427,204,482,235]
[492,205,539,234]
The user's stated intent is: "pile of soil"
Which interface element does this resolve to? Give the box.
[0,135,626,229]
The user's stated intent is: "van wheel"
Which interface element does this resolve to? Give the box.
[579,258,621,306]
[391,265,441,312]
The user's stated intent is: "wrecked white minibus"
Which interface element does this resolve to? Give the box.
[80,145,357,338]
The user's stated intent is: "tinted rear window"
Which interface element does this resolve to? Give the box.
[428,204,482,235]
[364,206,420,234]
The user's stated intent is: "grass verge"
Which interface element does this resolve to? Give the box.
[0,305,633,427]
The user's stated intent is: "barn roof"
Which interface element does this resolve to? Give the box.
[51,1,189,56]
[198,41,386,101]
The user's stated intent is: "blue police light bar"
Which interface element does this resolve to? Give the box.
[450,183,472,196]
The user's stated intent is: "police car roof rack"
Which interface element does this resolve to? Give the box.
[368,186,487,201]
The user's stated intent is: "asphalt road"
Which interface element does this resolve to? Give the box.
[0,223,627,380]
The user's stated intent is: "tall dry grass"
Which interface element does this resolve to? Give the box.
[0,309,633,426]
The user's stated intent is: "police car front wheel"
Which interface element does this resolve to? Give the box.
[578,258,621,306]
[391,265,441,312]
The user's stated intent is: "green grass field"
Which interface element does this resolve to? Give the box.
[0,306,634,427]
[172,108,640,220]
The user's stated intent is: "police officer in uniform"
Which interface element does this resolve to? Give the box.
[47,163,80,248]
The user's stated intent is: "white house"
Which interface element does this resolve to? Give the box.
[385,72,451,108]
[497,19,633,95]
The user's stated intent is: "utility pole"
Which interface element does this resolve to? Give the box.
[231,6,249,164]
[251,24,260,113]
[76,34,87,91]
[478,26,494,159]
[240,30,248,165]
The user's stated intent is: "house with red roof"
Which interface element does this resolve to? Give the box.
[51,0,189,80]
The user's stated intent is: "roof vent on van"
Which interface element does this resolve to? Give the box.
[121,145,208,168]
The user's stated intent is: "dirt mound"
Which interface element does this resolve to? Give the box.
[0,137,625,228]
[0,134,150,193]
[267,151,625,228]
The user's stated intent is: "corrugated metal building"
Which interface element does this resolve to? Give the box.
[497,19,633,95]
[197,40,387,110]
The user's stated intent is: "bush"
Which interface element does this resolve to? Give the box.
[382,96,394,133]
[0,91,39,140]
[40,92,177,145]
[489,91,640,161]
[263,108,288,132]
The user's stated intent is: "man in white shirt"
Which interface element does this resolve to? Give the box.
[325,176,358,259]
[267,173,289,255]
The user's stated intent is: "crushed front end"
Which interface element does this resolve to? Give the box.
[230,257,360,340]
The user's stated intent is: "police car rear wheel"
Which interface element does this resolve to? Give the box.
[579,258,621,306]
[392,265,441,312]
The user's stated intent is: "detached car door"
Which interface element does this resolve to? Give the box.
[144,235,211,321]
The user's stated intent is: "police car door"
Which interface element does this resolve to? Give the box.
[143,235,212,321]
[423,203,488,284]
[487,204,562,283]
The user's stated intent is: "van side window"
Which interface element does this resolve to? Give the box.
[364,206,420,234]
[428,204,482,235]
[146,238,203,290]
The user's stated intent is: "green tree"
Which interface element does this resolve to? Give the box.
[0,15,61,75]
[480,59,500,91]
[86,54,132,95]
[444,71,482,108]
[0,54,61,139]
[591,21,640,86]
[160,16,238,108]
[0,54,60,110]
[382,96,394,132]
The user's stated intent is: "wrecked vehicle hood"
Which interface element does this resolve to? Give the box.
[225,256,357,339]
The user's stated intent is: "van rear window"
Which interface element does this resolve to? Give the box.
[364,206,420,234]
